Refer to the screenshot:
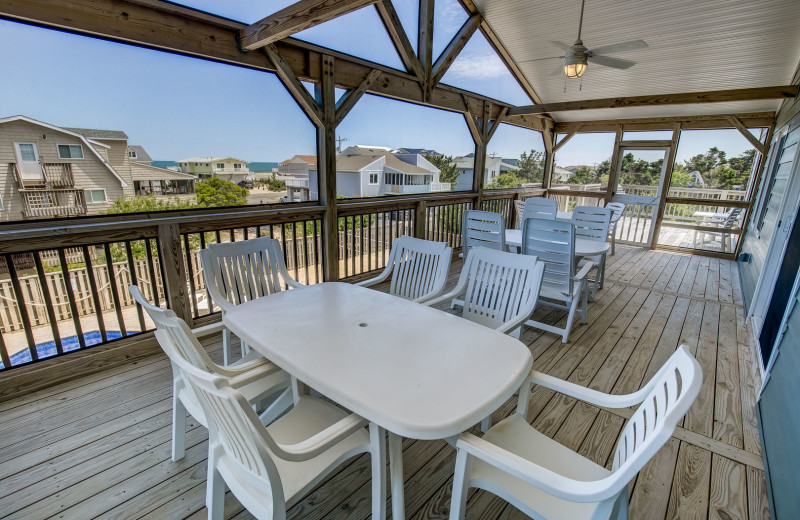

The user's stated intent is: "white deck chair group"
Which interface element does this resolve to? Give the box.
[199,236,303,365]
[128,286,292,462]
[521,218,592,343]
[514,197,558,229]
[449,345,703,520]
[357,235,451,303]
[154,307,387,520]
[572,206,612,297]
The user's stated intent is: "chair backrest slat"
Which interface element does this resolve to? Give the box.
[200,237,296,313]
[461,247,542,331]
[521,218,576,297]
[463,210,506,258]
[605,202,626,224]
[571,206,611,242]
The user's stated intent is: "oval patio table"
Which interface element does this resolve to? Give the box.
[223,282,533,519]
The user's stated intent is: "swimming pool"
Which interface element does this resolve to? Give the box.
[3,330,141,369]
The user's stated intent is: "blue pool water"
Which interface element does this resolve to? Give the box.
[3,330,140,369]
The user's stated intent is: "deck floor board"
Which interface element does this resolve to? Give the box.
[0,246,768,519]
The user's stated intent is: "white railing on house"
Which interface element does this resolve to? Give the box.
[430,182,451,192]
[286,178,309,188]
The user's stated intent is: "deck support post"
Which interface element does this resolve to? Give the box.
[157,223,192,326]
[316,54,340,281]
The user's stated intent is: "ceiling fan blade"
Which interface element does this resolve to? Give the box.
[519,55,564,63]
[588,55,636,69]
[589,39,648,56]
[549,63,566,76]
[550,41,572,52]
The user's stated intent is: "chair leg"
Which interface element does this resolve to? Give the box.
[599,253,606,290]
[222,328,231,366]
[206,448,226,520]
[449,449,472,520]
[563,294,581,343]
[480,415,491,432]
[580,281,588,324]
[388,430,405,520]
[258,387,293,425]
[611,232,616,256]
[370,424,388,520]
[172,393,187,462]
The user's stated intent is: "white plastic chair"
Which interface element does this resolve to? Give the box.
[199,237,303,365]
[515,197,558,229]
[462,210,506,259]
[572,206,611,297]
[449,345,703,520]
[521,218,593,343]
[605,202,626,256]
[357,235,452,303]
[128,285,292,462]
[171,330,386,520]
[425,246,544,340]
[693,208,742,252]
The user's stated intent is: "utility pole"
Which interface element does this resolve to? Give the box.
[336,136,348,153]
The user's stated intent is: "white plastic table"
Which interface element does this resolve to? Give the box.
[222,282,533,519]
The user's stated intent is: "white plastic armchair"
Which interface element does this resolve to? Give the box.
[605,202,626,255]
[172,342,386,520]
[515,197,558,228]
[357,235,452,303]
[522,218,592,343]
[449,345,703,520]
[128,285,293,462]
[572,206,612,296]
[461,210,506,259]
[199,236,303,365]
[425,246,544,340]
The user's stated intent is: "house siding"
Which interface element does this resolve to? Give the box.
[0,120,126,220]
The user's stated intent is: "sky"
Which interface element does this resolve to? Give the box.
[0,1,760,166]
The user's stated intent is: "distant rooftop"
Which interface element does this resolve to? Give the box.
[64,127,128,140]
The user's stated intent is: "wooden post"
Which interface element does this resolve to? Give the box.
[415,199,428,239]
[650,123,682,249]
[157,223,192,326]
[316,54,339,281]
[473,142,487,209]
[604,126,624,204]
[734,123,775,259]
[542,120,555,191]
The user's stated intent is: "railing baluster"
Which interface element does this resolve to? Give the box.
[33,252,63,356]
[102,244,126,337]
[182,234,200,318]
[82,245,107,343]
[58,248,87,349]
[125,241,147,333]
[6,254,38,362]
[291,221,300,281]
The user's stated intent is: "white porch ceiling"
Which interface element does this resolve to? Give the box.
[473,0,800,121]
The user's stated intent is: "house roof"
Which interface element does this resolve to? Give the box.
[280,155,317,166]
[178,157,248,163]
[333,155,383,172]
[130,162,197,181]
[64,127,128,140]
[0,115,128,187]
[128,145,152,163]
[383,154,435,174]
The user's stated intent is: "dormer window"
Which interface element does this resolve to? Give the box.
[57,144,84,159]
[129,150,137,158]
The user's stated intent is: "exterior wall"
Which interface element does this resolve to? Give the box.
[359,166,383,197]
[337,171,362,198]
[94,138,134,198]
[0,120,126,220]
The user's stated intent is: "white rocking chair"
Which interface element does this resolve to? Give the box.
[357,235,451,303]
[449,345,703,520]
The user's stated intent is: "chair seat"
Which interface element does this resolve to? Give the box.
[469,415,611,520]
[220,396,371,510]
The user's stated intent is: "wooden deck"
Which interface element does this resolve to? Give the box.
[0,246,768,520]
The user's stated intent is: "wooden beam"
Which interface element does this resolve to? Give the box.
[157,223,192,326]
[733,122,774,259]
[542,119,555,189]
[650,124,682,248]
[550,112,775,133]
[462,95,483,145]
[315,55,340,281]
[374,0,423,80]
[552,124,583,154]
[485,106,508,143]
[725,116,768,155]
[458,0,544,106]
[263,44,324,126]
[430,13,481,87]
[418,0,435,75]
[335,68,382,126]
[0,0,518,127]
[509,86,799,116]
[239,0,377,50]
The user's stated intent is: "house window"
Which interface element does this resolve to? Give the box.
[85,189,107,204]
[234,164,242,170]
[57,144,84,159]
[129,150,137,158]
[216,163,224,169]
[369,173,378,184]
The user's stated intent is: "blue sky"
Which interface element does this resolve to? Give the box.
[0,2,759,166]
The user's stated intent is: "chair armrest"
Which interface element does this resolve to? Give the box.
[355,265,392,288]
[283,277,306,290]
[191,321,225,338]
[529,370,646,408]
[574,261,594,281]
[272,412,369,462]
[457,432,622,503]
[423,287,462,308]
[221,358,283,383]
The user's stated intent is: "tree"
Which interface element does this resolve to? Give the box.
[516,150,545,184]
[425,154,459,187]
[565,166,597,185]
[196,178,248,207]
[106,194,197,214]
[486,172,522,189]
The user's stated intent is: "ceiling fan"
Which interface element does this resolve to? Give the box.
[523,0,649,79]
